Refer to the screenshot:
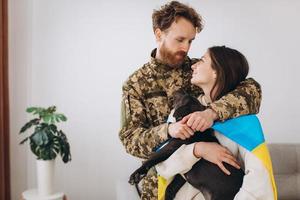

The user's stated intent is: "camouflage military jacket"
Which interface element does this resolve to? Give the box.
[119,49,262,199]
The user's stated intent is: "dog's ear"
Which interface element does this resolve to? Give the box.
[190,102,206,112]
[172,89,186,101]
[173,106,190,121]
[172,91,204,121]
[172,89,188,110]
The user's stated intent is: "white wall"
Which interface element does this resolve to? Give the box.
[9,0,32,199]
[9,0,300,199]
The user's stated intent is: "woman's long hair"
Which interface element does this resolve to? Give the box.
[208,46,249,101]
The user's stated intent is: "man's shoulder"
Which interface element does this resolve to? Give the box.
[125,62,153,82]
[122,62,153,92]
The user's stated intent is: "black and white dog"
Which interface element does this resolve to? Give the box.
[129,90,244,200]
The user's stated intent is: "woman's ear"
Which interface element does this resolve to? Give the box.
[154,28,162,42]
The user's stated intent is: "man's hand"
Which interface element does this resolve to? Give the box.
[193,142,240,175]
[168,120,194,140]
[181,109,218,132]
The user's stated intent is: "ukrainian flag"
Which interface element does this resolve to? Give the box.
[158,115,277,200]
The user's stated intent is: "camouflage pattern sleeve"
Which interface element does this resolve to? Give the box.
[210,77,262,121]
[119,84,169,159]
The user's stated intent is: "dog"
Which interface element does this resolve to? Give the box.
[129,89,244,200]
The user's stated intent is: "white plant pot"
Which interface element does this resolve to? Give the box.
[37,159,55,196]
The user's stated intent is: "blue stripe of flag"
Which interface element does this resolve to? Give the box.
[212,115,265,151]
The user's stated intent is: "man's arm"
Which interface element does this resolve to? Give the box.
[119,84,169,159]
[185,78,261,131]
[210,77,262,121]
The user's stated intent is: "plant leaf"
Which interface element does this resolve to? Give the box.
[58,114,67,122]
[49,124,57,133]
[47,106,56,113]
[19,137,29,144]
[58,130,71,163]
[43,115,51,124]
[23,106,70,162]
[19,118,40,134]
[27,107,44,116]
[50,115,55,124]
[26,107,37,113]
[54,116,60,123]
[31,130,48,146]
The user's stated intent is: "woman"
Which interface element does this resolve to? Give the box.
[156,46,274,200]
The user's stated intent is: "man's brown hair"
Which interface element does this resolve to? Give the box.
[152,1,203,33]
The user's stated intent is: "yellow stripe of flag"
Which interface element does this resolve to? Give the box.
[252,142,277,200]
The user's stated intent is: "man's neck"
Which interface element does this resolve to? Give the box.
[155,49,163,61]
[154,48,164,63]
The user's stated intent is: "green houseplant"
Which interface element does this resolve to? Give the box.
[20,106,71,198]
[19,106,71,163]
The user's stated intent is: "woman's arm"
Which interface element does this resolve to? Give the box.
[193,142,241,175]
[234,146,274,200]
[156,143,199,179]
[156,142,240,178]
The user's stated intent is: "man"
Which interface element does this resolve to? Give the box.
[119,1,262,199]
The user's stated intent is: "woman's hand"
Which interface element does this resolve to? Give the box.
[181,109,218,132]
[193,142,240,175]
[168,121,194,140]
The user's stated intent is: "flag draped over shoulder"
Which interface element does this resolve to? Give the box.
[158,115,277,200]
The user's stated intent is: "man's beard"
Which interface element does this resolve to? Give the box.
[159,44,187,68]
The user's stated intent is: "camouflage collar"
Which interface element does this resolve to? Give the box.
[150,48,191,73]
